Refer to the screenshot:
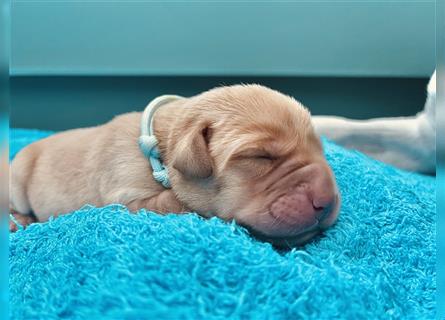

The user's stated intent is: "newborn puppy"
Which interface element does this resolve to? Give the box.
[10,85,340,247]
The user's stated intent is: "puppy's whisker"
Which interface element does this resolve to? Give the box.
[270,214,282,229]
[284,239,292,249]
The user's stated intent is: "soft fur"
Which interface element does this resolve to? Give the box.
[10,85,339,246]
[9,129,435,319]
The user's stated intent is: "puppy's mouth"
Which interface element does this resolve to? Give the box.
[242,217,323,249]
[251,228,322,248]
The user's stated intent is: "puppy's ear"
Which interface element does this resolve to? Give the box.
[171,124,213,179]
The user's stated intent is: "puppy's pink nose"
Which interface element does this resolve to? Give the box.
[270,163,339,233]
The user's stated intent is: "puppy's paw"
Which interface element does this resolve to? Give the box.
[9,210,37,232]
[127,190,189,214]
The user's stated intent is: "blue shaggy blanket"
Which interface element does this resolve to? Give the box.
[9,129,436,319]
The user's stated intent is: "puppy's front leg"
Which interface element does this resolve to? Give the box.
[126,190,188,214]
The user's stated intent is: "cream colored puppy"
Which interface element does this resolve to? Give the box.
[10,85,340,247]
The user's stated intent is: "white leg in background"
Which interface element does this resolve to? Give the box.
[312,72,436,174]
[312,115,434,173]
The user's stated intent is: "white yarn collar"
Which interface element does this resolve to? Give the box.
[139,95,183,188]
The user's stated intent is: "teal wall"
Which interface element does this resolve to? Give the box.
[11,1,434,77]
[11,76,429,130]
[10,1,435,130]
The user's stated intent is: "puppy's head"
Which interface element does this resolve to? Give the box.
[164,84,340,247]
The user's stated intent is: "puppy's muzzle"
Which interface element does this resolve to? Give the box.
[269,163,340,236]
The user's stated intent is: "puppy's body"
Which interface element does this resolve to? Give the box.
[11,85,340,246]
[11,113,177,221]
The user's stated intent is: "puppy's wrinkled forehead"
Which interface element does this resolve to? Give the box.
[187,84,319,174]
[198,84,313,144]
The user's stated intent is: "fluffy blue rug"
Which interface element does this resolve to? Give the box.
[9,129,436,319]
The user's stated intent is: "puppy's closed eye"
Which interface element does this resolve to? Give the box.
[230,149,278,178]
[251,153,277,161]
[238,149,278,162]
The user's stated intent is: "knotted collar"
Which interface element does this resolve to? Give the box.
[138,95,183,188]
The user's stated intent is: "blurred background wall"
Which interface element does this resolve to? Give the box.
[10,1,435,130]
